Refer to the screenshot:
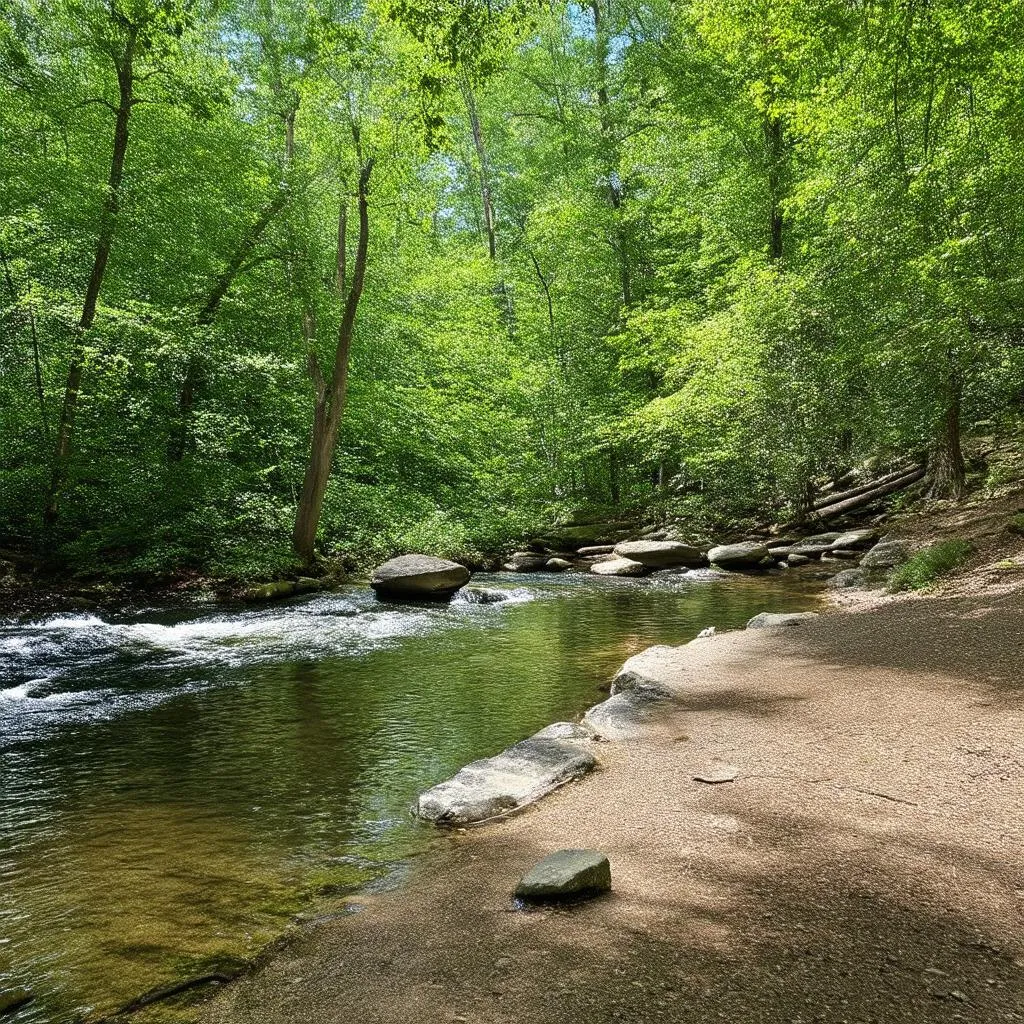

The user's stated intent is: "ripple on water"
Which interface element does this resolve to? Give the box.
[0,572,820,1024]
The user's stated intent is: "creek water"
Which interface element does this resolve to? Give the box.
[0,570,820,1022]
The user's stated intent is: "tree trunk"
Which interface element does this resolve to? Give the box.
[927,383,966,499]
[464,87,497,260]
[292,157,374,565]
[168,186,290,462]
[589,0,632,307]
[765,115,785,262]
[43,28,137,533]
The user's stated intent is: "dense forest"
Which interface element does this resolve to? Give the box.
[1,0,1022,579]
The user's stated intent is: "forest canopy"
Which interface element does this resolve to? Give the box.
[1,0,1022,578]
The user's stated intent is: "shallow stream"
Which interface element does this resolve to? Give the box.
[0,571,820,1022]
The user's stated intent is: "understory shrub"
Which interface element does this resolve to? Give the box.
[889,539,973,591]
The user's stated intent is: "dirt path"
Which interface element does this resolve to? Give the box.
[201,586,1024,1024]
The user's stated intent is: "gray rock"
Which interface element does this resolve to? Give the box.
[371,554,470,600]
[515,849,611,900]
[544,557,572,571]
[415,738,597,825]
[613,540,704,568]
[577,544,615,556]
[831,528,879,549]
[532,721,595,741]
[861,540,912,569]
[611,645,682,697]
[590,557,647,577]
[707,542,770,568]
[788,543,832,557]
[505,551,549,572]
[787,553,811,566]
[582,691,665,740]
[746,611,820,629]
[802,532,842,545]
[828,549,860,560]
[828,568,868,589]
[459,587,511,604]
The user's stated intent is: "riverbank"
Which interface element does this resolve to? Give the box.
[199,564,1024,1023]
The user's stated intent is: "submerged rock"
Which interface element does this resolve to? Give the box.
[707,542,770,568]
[459,587,510,604]
[590,557,647,577]
[415,738,597,825]
[612,540,704,568]
[370,554,470,601]
[515,849,611,900]
[244,579,299,602]
[746,611,820,629]
[0,989,32,1016]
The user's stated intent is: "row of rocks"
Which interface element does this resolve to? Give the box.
[365,531,915,603]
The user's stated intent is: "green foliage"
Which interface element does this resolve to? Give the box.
[1,0,1021,582]
[889,540,973,592]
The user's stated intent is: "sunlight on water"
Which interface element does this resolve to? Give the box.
[0,572,819,1023]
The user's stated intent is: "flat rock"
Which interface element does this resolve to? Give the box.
[831,528,879,549]
[707,542,770,568]
[746,611,820,629]
[577,544,615,556]
[371,554,470,600]
[861,540,912,569]
[590,557,647,577]
[612,540,704,568]
[611,645,687,697]
[531,721,595,741]
[415,738,597,825]
[515,849,611,900]
[582,691,665,740]
[787,553,811,566]
[505,552,549,572]
[828,568,868,590]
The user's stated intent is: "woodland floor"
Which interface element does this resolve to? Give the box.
[198,511,1024,1024]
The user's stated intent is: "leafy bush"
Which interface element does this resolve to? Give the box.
[1007,514,1024,536]
[889,539,973,591]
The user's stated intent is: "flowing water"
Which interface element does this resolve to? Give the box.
[0,571,820,1022]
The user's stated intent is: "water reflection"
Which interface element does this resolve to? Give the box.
[0,571,819,1022]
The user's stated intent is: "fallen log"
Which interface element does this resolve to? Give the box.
[812,463,920,512]
[815,466,926,520]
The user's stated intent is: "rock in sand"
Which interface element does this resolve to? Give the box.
[746,611,820,629]
[515,849,611,900]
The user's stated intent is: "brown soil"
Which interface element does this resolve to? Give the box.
[200,559,1024,1023]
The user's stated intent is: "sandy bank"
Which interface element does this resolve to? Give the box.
[200,584,1024,1024]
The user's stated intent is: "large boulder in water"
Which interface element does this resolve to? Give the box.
[370,554,470,601]
[612,540,704,568]
[707,542,770,568]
